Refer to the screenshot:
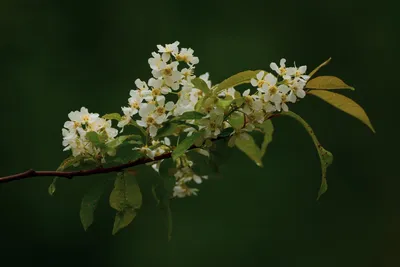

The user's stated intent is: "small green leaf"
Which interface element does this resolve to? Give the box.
[109,172,142,234]
[234,132,263,167]
[232,97,245,107]
[214,70,262,94]
[306,76,355,90]
[308,58,332,78]
[259,120,274,157]
[192,78,210,94]
[172,111,206,121]
[283,111,333,199]
[219,127,234,138]
[48,177,57,196]
[308,90,375,133]
[112,209,137,235]
[217,99,233,110]
[228,111,244,130]
[102,113,122,121]
[172,130,205,160]
[80,179,107,231]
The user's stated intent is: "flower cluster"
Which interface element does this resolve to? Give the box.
[61,41,311,198]
[62,107,118,158]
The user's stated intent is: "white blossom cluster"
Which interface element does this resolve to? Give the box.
[62,107,118,157]
[61,41,310,198]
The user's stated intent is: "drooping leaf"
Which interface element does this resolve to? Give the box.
[306,76,355,90]
[308,90,375,133]
[80,178,108,231]
[48,177,57,196]
[172,130,205,160]
[214,70,262,94]
[109,172,142,235]
[172,111,206,121]
[259,120,274,157]
[283,111,333,199]
[191,78,210,94]
[112,209,137,235]
[102,113,122,121]
[228,111,244,130]
[234,132,263,167]
[308,58,332,78]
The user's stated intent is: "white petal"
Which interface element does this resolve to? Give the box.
[282,103,289,112]
[165,101,175,111]
[299,65,307,74]
[278,84,290,94]
[280,58,286,67]
[136,120,147,127]
[270,62,279,73]
[296,89,306,98]
[250,78,258,87]
[287,92,297,103]
[149,125,158,137]
[256,71,264,80]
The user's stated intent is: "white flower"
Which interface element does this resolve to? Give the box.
[287,78,307,103]
[173,185,199,198]
[136,103,161,137]
[157,41,180,61]
[67,107,99,126]
[148,52,168,71]
[250,71,268,91]
[175,48,199,65]
[199,72,212,88]
[117,107,133,128]
[270,58,287,76]
[148,78,171,95]
[286,65,309,81]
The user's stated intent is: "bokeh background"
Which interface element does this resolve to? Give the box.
[0,0,398,266]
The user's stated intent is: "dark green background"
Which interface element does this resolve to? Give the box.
[0,0,398,266]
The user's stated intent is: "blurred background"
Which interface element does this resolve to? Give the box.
[0,0,398,266]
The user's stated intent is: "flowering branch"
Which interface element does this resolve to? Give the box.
[0,41,375,236]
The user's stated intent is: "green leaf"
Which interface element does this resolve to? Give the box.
[308,58,332,78]
[219,127,234,138]
[308,90,375,133]
[228,111,244,130]
[102,113,122,121]
[234,132,263,167]
[172,111,206,121]
[217,99,233,110]
[109,172,142,235]
[80,179,107,231]
[214,70,262,94]
[155,123,180,139]
[191,78,210,94]
[86,132,107,147]
[259,120,274,157]
[283,111,333,199]
[306,76,355,90]
[172,130,205,160]
[113,209,137,235]
[107,135,142,149]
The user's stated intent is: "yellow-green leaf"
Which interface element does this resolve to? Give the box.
[214,70,262,94]
[283,111,333,200]
[191,78,210,94]
[306,76,355,90]
[308,90,375,133]
[228,111,244,130]
[234,132,263,167]
[308,58,332,78]
[102,113,122,121]
[172,130,204,160]
[112,209,137,235]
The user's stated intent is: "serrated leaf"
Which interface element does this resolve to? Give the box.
[234,132,263,167]
[112,209,137,235]
[109,172,142,234]
[192,78,210,94]
[259,120,274,157]
[308,90,375,133]
[308,58,332,78]
[228,111,244,130]
[172,130,205,160]
[102,113,122,121]
[80,179,107,231]
[306,76,355,90]
[172,111,205,121]
[283,111,333,199]
[214,70,262,94]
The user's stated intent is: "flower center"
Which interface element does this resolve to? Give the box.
[156,106,165,115]
[152,88,161,96]
[131,101,140,109]
[269,86,277,95]
[146,117,155,125]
